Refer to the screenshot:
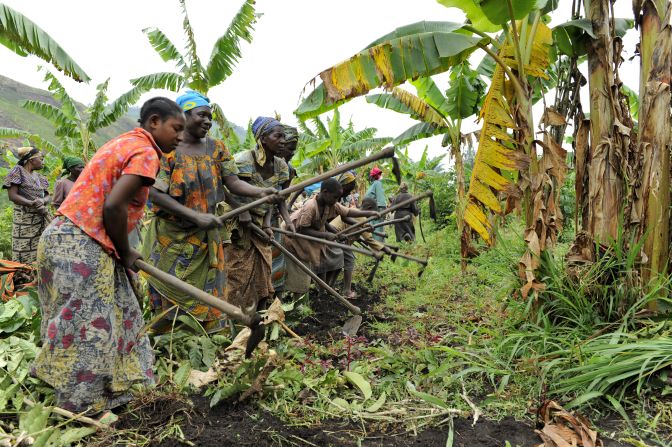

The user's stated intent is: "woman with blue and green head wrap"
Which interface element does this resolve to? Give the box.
[225,116,295,311]
[142,92,277,333]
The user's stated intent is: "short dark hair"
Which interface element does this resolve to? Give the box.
[361,197,377,210]
[138,97,183,125]
[321,177,342,194]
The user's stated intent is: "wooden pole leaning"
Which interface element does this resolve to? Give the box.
[271,227,383,259]
[336,191,433,237]
[248,224,361,315]
[135,260,254,326]
[342,215,411,239]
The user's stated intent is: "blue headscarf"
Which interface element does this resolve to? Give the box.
[251,116,282,165]
[176,90,210,111]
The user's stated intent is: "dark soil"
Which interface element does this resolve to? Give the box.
[137,397,623,447]
[291,282,390,343]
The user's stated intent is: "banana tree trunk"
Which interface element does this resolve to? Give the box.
[634,0,672,300]
[582,0,628,243]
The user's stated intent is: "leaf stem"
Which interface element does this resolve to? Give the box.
[461,25,501,49]
[506,0,526,83]
[476,43,526,103]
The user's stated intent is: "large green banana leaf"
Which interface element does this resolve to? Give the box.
[295,30,481,119]
[0,4,89,82]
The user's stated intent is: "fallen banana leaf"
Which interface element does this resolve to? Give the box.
[535,400,602,447]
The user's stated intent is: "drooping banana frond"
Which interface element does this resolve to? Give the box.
[41,69,79,120]
[393,122,446,147]
[366,92,416,116]
[87,78,111,132]
[297,120,315,138]
[206,0,257,87]
[0,127,58,153]
[411,77,451,117]
[350,127,377,142]
[93,87,144,132]
[462,24,552,244]
[130,72,185,92]
[210,102,239,146]
[311,117,329,139]
[0,4,90,82]
[179,0,207,92]
[21,100,73,130]
[295,29,481,119]
[389,88,446,127]
[341,137,392,156]
[143,27,187,72]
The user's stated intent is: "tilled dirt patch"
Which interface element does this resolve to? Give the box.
[146,397,626,446]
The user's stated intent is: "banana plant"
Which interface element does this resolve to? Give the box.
[294,108,391,175]
[394,146,446,193]
[0,3,89,82]
[0,68,142,160]
[365,62,485,244]
[295,1,566,292]
[131,0,257,147]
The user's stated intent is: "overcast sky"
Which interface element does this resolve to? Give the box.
[1,0,639,162]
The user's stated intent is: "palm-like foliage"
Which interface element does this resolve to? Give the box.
[366,63,484,246]
[395,146,446,192]
[131,0,257,144]
[294,108,391,175]
[0,68,142,160]
[0,3,89,82]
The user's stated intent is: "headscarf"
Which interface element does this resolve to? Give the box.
[282,125,299,145]
[398,182,409,193]
[176,90,210,112]
[369,166,382,181]
[335,170,356,187]
[16,147,40,167]
[62,156,84,175]
[252,116,282,166]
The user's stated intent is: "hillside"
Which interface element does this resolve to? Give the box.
[0,74,138,150]
[0,74,247,151]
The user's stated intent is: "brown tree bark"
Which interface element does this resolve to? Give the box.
[633,0,672,296]
[581,0,630,243]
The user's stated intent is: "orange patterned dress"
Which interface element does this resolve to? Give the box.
[141,139,238,333]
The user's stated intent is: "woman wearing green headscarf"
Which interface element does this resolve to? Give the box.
[52,156,85,209]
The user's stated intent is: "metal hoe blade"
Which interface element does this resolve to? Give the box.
[342,315,363,337]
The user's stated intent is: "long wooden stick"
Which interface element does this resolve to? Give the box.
[250,224,361,315]
[217,147,396,224]
[271,227,381,258]
[342,216,411,239]
[336,191,433,236]
[357,240,428,265]
[135,260,253,326]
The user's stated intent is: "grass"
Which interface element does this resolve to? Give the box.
[2,215,671,445]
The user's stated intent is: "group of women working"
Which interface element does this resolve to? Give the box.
[0,91,405,415]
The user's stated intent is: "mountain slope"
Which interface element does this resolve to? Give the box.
[0,74,138,150]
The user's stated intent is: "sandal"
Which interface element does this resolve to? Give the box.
[345,291,358,300]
